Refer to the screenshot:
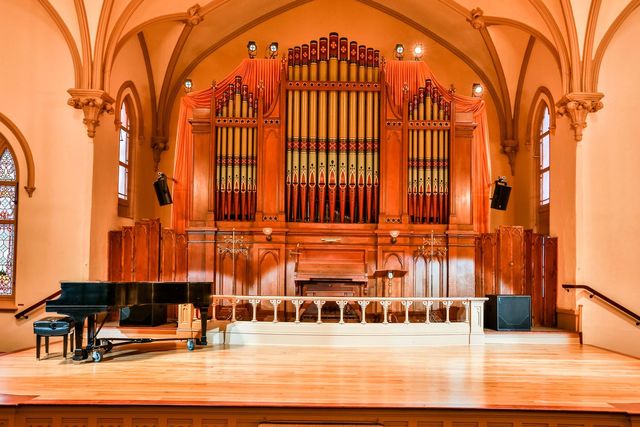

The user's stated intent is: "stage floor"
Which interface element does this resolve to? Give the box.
[0,339,639,414]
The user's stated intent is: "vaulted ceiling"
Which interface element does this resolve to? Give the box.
[39,0,640,145]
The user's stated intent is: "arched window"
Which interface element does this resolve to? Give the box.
[536,104,550,234]
[118,99,133,217]
[0,145,18,297]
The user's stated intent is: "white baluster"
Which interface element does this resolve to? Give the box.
[211,299,219,321]
[357,300,370,324]
[380,300,392,324]
[314,300,326,324]
[462,300,470,323]
[423,300,433,323]
[231,298,240,322]
[248,298,260,322]
[443,300,454,323]
[336,300,348,324]
[401,300,413,324]
[269,299,282,323]
[291,299,303,323]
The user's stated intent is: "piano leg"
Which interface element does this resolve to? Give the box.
[197,304,209,345]
[72,317,87,360]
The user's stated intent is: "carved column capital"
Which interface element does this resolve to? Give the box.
[67,89,115,138]
[501,139,519,175]
[556,92,604,142]
[151,135,169,170]
[468,8,485,30]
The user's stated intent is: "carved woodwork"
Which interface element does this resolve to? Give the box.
[67,89,115,138]
[556,92,604,142]
[475,226,557,326]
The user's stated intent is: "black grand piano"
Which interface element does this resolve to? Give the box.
[46,281,212,362]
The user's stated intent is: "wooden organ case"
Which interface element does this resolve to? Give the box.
[185,33,479,318]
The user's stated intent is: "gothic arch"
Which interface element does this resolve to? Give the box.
[0,112,36,197]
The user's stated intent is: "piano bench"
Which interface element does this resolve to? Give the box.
[33,316,75,360]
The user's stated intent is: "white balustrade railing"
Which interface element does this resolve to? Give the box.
[208,295,486,332]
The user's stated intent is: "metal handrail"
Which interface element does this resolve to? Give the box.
[14,290,61,320]
[563,284,640,326]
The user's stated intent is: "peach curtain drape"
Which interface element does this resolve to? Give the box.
[172,59,281,232]
[385,61,491,232]
[173,59,490,232]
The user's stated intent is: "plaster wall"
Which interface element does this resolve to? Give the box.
[576,7,640,357]
[0,2,94,351]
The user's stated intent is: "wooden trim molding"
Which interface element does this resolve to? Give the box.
[0,112,36,196]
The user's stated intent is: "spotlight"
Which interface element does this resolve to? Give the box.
[153,172,173,206]
[389,230,400,244]
[183,78,192,93]
[472,83,484,97]
[247,41,257,59]
[394,43,404,60]
[413,44,424,60]
[267,42,278,59]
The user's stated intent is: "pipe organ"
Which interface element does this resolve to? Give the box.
[215,76,259,221]
[407,80,451,224]
[285,34,380,223]
[184,32,483,309]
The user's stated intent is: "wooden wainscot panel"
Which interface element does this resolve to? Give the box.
[497,226,525,295]
[160,228,176,281]
[132,219,161,281]
[446,231,476,297]
[189,108,213,227]
[107,230,123,281]
[529,232,544,325]
[449,111,476,228]
[476,232,497,296]
[543,237,558,326]
[122,226,134,281]
[256,248,283,296]
[187,230,215,282]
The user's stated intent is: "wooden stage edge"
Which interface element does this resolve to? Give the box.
[1,340,640,426]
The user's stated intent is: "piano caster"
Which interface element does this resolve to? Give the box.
[186,339,195,351]
[91,349,104,363]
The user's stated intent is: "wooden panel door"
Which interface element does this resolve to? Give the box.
[497,226,525,295]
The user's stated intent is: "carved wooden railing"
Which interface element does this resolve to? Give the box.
[203,295,486,326]
[563,284,640,326]
[14,290,61,320]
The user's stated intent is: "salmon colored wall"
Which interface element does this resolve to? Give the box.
[0,2,95,351]
[88,34,157,282]
[576,7,640,357]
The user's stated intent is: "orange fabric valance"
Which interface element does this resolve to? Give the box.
[172,59,490,232]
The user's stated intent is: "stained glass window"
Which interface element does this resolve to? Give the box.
[538,106,550,206]
[118,101,131,201]
[0,147,17,296]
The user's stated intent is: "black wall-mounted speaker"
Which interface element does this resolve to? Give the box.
[153,172,173,206]
[491,181,511,210]
[484,294,531,331]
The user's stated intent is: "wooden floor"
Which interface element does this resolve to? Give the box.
[1,339,639,414]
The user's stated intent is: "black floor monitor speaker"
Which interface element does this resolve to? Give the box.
[484,294,531,331]
[119,305,167,327]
